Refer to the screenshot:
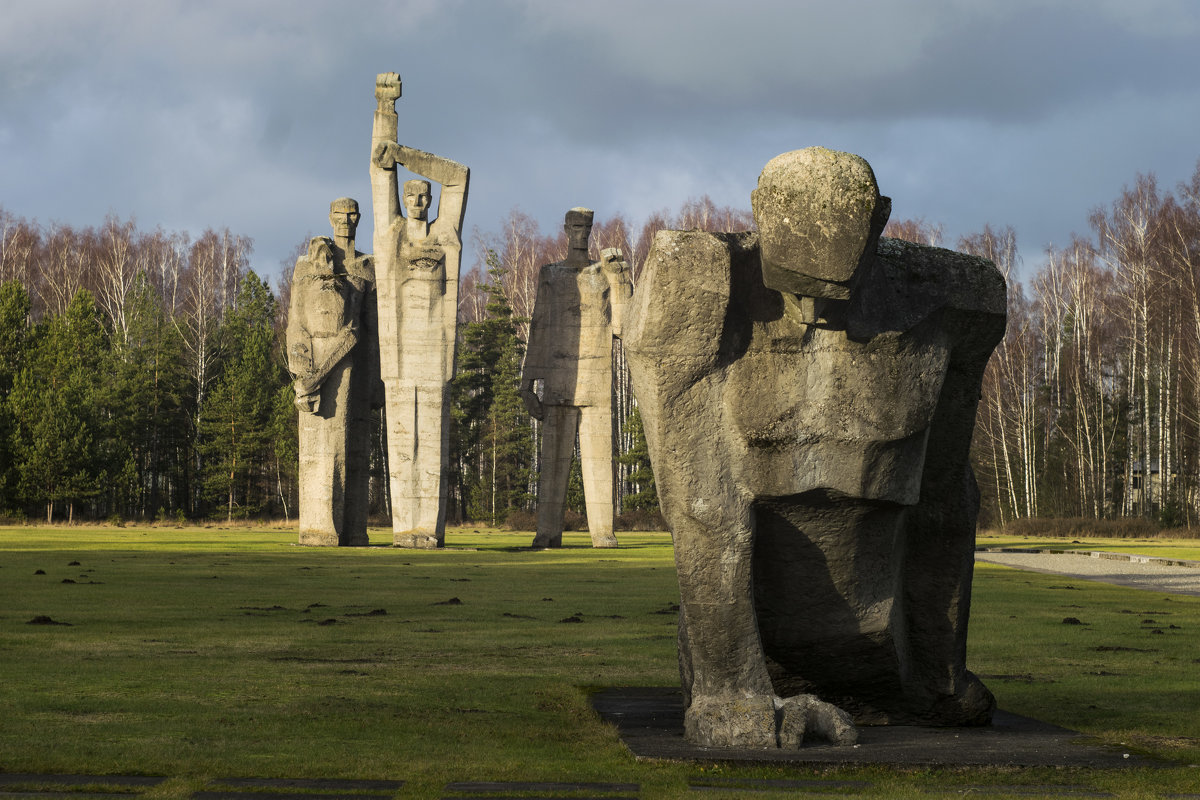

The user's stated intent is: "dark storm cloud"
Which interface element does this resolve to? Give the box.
[2,0,1200,279]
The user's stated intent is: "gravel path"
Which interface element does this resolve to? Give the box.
[975,549,1200,596]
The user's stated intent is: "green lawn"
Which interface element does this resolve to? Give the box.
[1,525,1198,798]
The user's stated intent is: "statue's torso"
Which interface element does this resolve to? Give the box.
[376,222,458,385]
[725,319,949,504]
[527,262,615,407]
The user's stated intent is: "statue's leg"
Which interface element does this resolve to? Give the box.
[392,381,445,548]
[671,502,856,749]
[901,471,994,724]
[298,361,350,546]
[297,409,337,546]
[533,405,578,547]
[386,382,414,538]
[578,405,616,548]
[674,507,772,746]
[341,355,371,546]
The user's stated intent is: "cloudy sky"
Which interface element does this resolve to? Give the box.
[3,0,1199,283]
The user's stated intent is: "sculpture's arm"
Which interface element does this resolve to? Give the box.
[287,337,319,415]
[899,305,1004,712]
[293,321,361,398]
[600,247,633,337]
[286,292,322,414]
[370,73,402,245]
[285,302,312,380]
[362,258,385,409]
[519,266,552,420]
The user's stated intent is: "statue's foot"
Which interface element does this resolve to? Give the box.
[926,670,996,726]
[531,533,562,548]
[591,533,618,548]
[393,532,441,549]
[298,530,338,547]
[685,693,856,749]
[341,532,370,547]
[776,694,857,747]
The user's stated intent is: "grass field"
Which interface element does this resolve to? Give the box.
[2,525,1199,798]
[977,531,1200,562]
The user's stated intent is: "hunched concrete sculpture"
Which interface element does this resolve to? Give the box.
[287,198,379,546]
[370,72,470,548]
[520,208,632,548]
[623,148,1006,748]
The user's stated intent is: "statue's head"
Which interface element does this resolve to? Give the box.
[404,180,432,221]
[751,147,890,301]
[564,207,594,252]
[328,197,360,240]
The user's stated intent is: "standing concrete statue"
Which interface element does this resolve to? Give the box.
[369,72,470,548]
[287,198,379,546]
[623,148,1006,748]
[520,208,632,548]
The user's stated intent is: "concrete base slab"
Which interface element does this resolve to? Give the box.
[591,687,1156,768]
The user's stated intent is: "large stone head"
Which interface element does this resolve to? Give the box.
[404,180,432,221]
[751,147,890,300]
[329,197,360,241]
[564,207,594,252]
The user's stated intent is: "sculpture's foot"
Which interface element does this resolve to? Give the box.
[298,530,338,546]
[926,670,996,726]
[590,533,618,548]
[393,532,442,549]
[777,694,858,747]
[685,693,856,749]
[531,532,562,548]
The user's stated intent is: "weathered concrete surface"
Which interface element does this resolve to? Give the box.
[369,72,469,548]
[287,198,379,547]
[520,208,632,548]
[623,148,1006,748]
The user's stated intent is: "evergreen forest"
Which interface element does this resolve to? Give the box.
[3,159,1200,529]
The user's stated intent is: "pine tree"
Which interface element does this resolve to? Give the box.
[109,275,191,519]
[197,271,288,521]
[8,288,111,522]
[0,281,31,511]
[619,404,658,512]
[452,253,532,524]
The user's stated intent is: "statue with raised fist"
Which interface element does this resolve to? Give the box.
[370,72,470,548]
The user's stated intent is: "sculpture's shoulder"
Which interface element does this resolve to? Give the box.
[877,237,1006,316]
[646,228,758,268]
[624,229,758,361]
[533,260,582,297]
[849,237,1006,346]
[538,260,570,277]
[346,252,375,284]
[292,253,315,278]
[643,228,758,292]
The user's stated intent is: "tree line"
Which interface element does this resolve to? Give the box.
[0,211,288,522]
[4,159,1200,529]
[970,164,1200,528]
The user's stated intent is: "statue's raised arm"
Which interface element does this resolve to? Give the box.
[370,72,403,251]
